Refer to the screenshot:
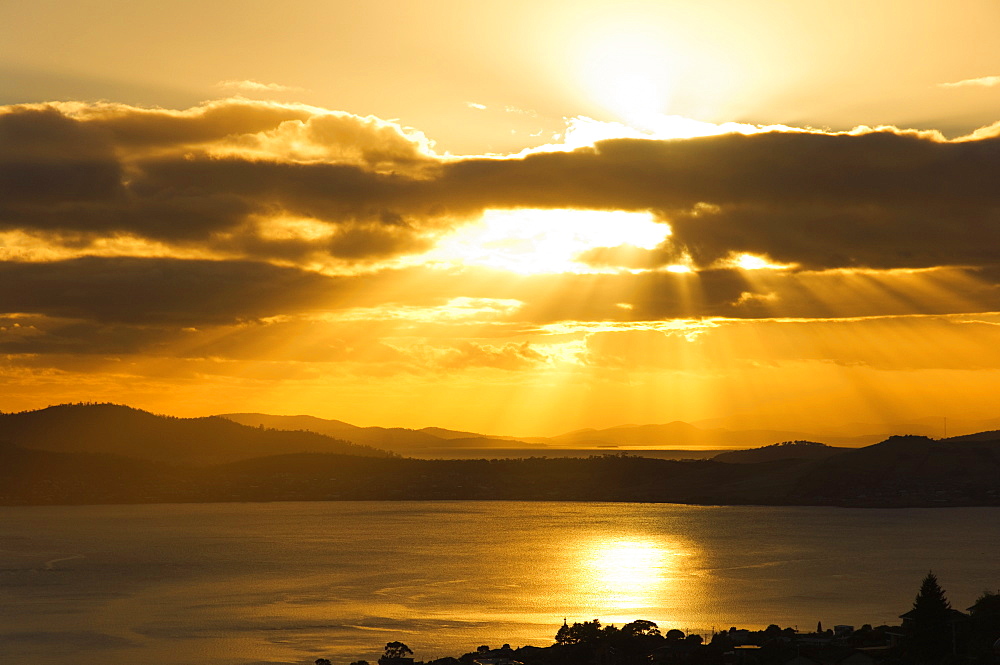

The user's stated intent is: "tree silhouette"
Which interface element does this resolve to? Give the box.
[379,641,413,663]
[554,619,604,645]
[906,571,953,661]
[621,619,660,639]
[968,590,1000,660]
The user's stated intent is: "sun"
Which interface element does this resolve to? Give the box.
[576,28,675,128]
[423,208,671,275]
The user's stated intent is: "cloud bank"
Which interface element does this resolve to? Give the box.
[2,97,1000,387]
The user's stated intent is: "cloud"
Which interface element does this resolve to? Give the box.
[216,79,305,93]
[7,100,1000,276]
[3,98,1000,334]
[0,314,168,355]
[6,255,996,340]
[219,110,436,170]
[429,341,549,371]
[939,75,1000,88]
[0,257,340,324]
[0,107,124,205]
[580,315,1000,372]
[0,310,550,374]
[0,100,441,264]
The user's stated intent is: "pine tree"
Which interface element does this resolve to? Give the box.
[907,571,953,661]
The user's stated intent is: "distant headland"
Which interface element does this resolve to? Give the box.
[2,403,999,507]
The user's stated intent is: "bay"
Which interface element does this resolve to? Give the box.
[1,501,998,665]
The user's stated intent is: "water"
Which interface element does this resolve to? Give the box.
[1,501,998,665]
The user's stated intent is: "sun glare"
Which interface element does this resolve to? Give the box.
[729,253,796,271]
[577,30,674,126]
[574,537,692,613]
[425,209,671,274]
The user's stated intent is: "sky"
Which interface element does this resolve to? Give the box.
[2,0,1000,436]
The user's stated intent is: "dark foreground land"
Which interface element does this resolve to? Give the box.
[2,404,1000,507]
[3,434,1000,507]
[333,576,999,665]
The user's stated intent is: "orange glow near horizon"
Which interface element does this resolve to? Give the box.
[3,0,1000,439]
[4,255,1000,437]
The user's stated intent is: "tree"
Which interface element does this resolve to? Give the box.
[316,660,332,665]
[380,641,413,663]
[621,619,660,639]
[968,590,1000,659]
[906,571,953,661]
[555,619,604,646]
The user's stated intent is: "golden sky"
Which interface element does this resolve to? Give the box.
[2,0,1000,435]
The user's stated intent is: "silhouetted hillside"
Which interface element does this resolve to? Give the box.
[713,441,845,464]
[196,435,1000,506]
[787,435,1000,506]
[0,441,187,504]
[219,412,543,453]
[419,426,494,440]
[218,412,998,454]
[945,429,1000,443]
[203,452,796,503]
[3,410,1000,506]
[0,403,391,464]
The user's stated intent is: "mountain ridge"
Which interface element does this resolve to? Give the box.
[0,403,392,464]
[4,431,1000,507]
[4,403,1000,508]
[218,412,548,453]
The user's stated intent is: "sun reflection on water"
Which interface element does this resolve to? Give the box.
[575,537,693,618]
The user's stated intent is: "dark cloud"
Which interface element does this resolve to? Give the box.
[125,126,1000,270]
[423,132,1000,271]
[0,102,438,262]
[0,314,168,355]
[5,101,1000,272]
[0,108,124,205]
[3,100,1000,332]
[0,257,340,324]
[1,256,997,338]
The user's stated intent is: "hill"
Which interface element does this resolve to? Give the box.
[217,412,997,454]
[207,436,997,506]
[787,434,1000,505]
[218,412,544,454]
[0,441,186,504]
[0,403,391,464]
[3,405,1000,507]
[713,441,845,463]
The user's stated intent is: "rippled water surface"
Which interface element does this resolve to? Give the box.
[2,501,998,664]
